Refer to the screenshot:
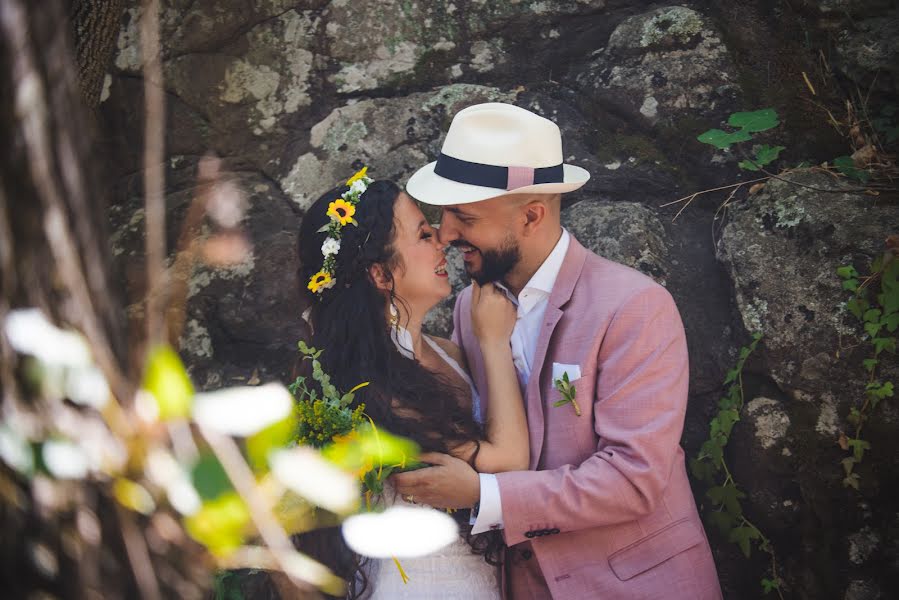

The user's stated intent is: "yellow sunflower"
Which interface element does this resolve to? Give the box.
[327,199,356,226]
[307,270,333,293]
[346,166,368,185]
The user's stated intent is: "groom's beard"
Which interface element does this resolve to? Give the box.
[455,236,521,286]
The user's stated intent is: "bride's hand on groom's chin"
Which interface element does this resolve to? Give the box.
[389,452,480,509]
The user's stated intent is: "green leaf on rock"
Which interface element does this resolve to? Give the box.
[697,128,753,149]
[728,108,780,133]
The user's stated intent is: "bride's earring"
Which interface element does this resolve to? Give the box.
[388,301,399,328]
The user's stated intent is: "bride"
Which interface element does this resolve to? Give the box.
[296,175,528,599]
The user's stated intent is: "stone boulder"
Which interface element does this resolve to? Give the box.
[578,6,741,128]
[718,172,899,598]
[278,84,517,210]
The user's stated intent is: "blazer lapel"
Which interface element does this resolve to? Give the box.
[525,236,588,469]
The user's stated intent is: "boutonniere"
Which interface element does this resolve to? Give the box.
[552,372,581,416]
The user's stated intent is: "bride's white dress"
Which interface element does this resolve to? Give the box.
[363,336,501,600]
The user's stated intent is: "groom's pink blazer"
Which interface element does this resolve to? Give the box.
[452,235,722,599]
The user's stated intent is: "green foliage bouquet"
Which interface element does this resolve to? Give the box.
[290,341,421,500]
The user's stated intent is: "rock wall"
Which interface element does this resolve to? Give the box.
[98,1,898,597]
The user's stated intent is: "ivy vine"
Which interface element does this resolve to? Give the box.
[691,333,785,598]
[836,245,898,489]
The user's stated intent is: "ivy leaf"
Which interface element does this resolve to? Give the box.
[728,525,760,558]
[843,472,860,490]
[843,278,860,292]
[697,128,753,149]
[728,108,780,132]
[846,438,871,462]
[846,298,866,319]
[882,260,899,292]
[723,368,740,384]
[738,159,759,171]
[841,456,856,476]
[884,312,899,333]
[834,156,870,183]
[708,510,737,536]
[837,265,859,279]
[864,321,883,338]
[707,484,745,516]
[863,308,883,324]
[690,457,717,482]
[866,381,894,401]
[754,144,785,165]
[761,577,781,594]
[872,337,896,355]
[862,358,879,372]
[700,438,724,470]
[717,408,741,438]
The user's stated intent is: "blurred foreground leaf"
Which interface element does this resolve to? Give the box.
[246,415,296,473]
[142,345,194,421]
[191,453,235,501]
[184,492,251,556]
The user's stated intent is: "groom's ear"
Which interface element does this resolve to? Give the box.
[521,200,547,236]
[368,263,392,291]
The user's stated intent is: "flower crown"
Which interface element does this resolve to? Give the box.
[307,167,374,294]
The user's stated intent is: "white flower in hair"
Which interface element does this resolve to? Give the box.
[321,237,341,257]
[350,178,369,195]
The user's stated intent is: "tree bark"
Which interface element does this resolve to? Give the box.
[70,0,126,107]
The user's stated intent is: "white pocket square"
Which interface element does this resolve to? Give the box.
[552,362,581,383]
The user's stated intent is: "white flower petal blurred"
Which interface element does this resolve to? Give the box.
[342,506,458,558]
[270,447,358,514]
[0,425,34,475]
[167,475,202,516]
[65,366,110,410]
[145,448,201,515]
[3,308,91,368]
[192,382,292,436]
[42,440,89,479]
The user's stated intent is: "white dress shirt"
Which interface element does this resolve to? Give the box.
[470,229,570,534]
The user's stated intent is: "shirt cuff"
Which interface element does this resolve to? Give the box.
[470,473,504,534]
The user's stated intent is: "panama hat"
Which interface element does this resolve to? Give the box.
[406,102,590,206]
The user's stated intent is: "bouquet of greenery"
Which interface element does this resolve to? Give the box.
[289,341,422,500]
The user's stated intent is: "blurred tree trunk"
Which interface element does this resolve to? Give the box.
[0,0,128,380]
[0,0,135,597]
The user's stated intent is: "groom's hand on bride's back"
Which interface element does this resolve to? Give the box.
[389,452,480,509]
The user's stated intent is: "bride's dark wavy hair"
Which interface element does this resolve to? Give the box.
[293,180,503,598]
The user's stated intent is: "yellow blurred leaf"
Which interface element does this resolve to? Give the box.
[142,345,194,421]
[322,422,419,474]
[184,492,251,557]
[273,490,316,535]
[246,415,296,473]
[113,478,156,515]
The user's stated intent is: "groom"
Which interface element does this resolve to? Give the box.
[393,103,722,599]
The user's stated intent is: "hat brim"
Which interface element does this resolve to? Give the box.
[405,162,590,206]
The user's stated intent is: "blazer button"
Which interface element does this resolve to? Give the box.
[524,531,535,538]
[521,550,533,560]
[550,528,560,534]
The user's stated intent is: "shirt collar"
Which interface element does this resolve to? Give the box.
[497,229,570,316]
